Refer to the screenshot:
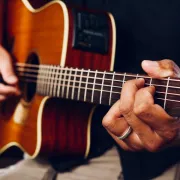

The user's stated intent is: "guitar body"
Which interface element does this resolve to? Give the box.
[0,0,116,158]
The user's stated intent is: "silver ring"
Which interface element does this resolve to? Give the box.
[118,126,132,140]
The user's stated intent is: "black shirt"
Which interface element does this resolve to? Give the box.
[59,0,180,179]
[84,0,180,72]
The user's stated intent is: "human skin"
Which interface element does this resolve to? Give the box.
[0,45,20,101]
[102,59,180,152]
[0,45,179,152]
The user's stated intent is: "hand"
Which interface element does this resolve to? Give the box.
[102,59,180,152]
[0,45,20,102]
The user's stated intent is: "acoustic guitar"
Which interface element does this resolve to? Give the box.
[0,0,180,159]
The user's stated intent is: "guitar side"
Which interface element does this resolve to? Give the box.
[0,0,116,158]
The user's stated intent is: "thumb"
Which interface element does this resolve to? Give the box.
[0,46,18,85]
[141,59,180,78]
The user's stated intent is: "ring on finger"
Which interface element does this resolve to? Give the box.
[118,126,132,140]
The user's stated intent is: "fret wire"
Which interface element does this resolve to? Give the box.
[57,67,62,97]
[122,72,126,86]
[17,73,133,88]
[47,66,51,95]
[164,77,170,109]
[20,77,180,104]
[41,66,46,95]
[36,79,179,96]
[91,70,98,103]
[36,66,41,93]
[100,71,106,104]
[16,64,180,83]
[77,69,83,101]
[50,66,56,96]
[46,66,52,95]
[53,66,59,97]
[42,66,48,95]
[149,78,152,86]
[17,69,180,90]
[62,67,67,98]
[15,64,160,80]
[15,66,157,80]
[37,67,44,94]
[23,77,178,97]
[50,65,54,95]
[66,68,72,99]
[109,72,115,105]
[136,74,139,79]
[51,66,56,96]
[34,77,180,96]
[49,66,53,95]
[71,68,78,100]
[20,73,180,98]
[157,98,180,103]
[84,69,90,102]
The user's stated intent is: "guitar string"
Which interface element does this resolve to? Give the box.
[16,63,180,82]
[16,75,180,104]
[16,72,180,97]
[18,77,180,104]
[16,64,180,99]
[16,67,180,90]
[16,67,180,91]
[15,63,180,83]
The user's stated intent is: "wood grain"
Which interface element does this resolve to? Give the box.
[0,0,66,157]
[0,0,114,158]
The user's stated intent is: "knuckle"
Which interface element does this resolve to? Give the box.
[131,144,143,151]
[161,59,174,69]
[162,130,177,141]
[119,101,133,115]
[0,85,9,94]
[134,103,150,117]
[119,144,133,151]
[160,59,175,76]
[124,147,133,151]
[144,139,162,152]
[0,86,5,94]
[123,80,130,87]
[119,105,132,115]
[102,115,116,130]
[168,70,174,77]
[0,95,6,102]
[121,146,130,151]
[123,79,134,89]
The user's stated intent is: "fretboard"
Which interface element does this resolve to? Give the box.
[16,63,180,116]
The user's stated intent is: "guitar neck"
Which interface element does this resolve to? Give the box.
[16,63,180,116]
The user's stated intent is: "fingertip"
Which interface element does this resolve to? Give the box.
[138,78,145,83]
[141,60,150,70]
[147,84,155,90]
[141,60,163,78]
[142,60,159,70]
[136,78,145,87]
[141,60,147,68]
[0,95,6,102]
[5,75,18,85]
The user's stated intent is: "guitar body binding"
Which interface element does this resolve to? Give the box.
[0,0,116,158]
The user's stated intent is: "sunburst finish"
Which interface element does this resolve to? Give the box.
[0,0,115,158]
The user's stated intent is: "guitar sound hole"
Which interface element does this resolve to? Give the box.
[22,53,39,102]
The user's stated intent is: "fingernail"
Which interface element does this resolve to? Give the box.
[137,78,144,81]
[142,60,159,68]
[136,78,145,86]
[8,76,18,83]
